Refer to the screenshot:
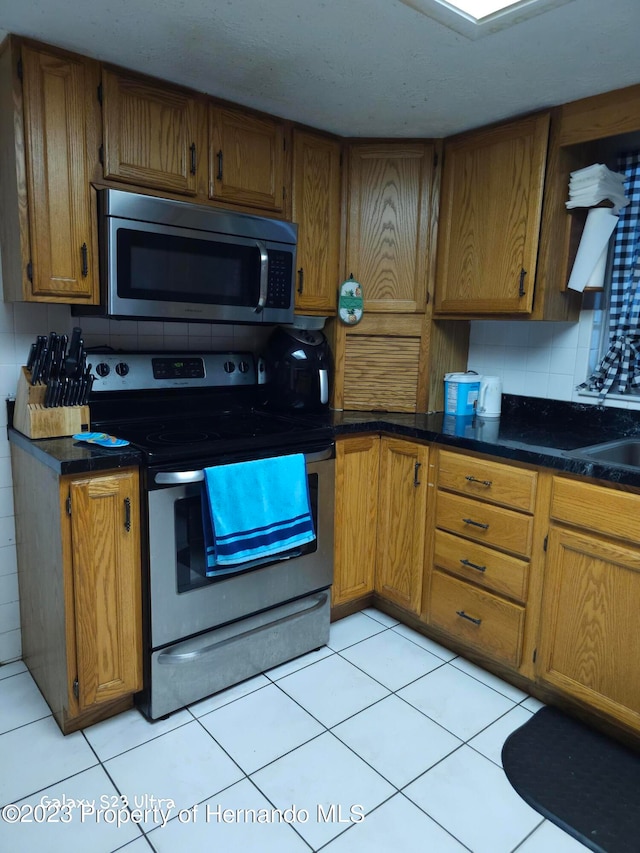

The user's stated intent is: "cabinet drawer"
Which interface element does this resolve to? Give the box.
[429,570,525,668]
[434,529,529,603]
[551,477,640,545]
[436,491,534,558]
[438,450,537,513]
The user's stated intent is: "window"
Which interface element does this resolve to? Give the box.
[397,0,577,39]
[580,152,640,399]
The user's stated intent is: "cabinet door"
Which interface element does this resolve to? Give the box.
[21,46,98,301]
[376,437,429,613]
[102,68,199,194]
[345,143,435,313]
[291,129,341,314]
[333,436,380,606]
[209,105,284,212]
[538,526,640,732]
[435,113,550,315]
[69,470,142,710]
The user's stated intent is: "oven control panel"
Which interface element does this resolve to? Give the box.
[90,352,257,392]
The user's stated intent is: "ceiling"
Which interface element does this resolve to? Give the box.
[0,0,639,138]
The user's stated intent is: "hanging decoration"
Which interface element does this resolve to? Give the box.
[338,275,364,326]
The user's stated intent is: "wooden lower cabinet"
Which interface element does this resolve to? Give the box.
[68,471,142,711]
[537,478,640,733]
[375,437,429,614]
[332,436,380,606]
[333,434,428,614]
[11,442,142,733]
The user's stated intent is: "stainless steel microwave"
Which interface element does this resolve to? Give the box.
[74,189,297,324]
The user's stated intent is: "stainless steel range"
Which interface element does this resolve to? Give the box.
[89,351,334,720]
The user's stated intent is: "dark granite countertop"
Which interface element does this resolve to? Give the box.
[8,426,143,475]
[330,394,640,488]
[9,393,640,486]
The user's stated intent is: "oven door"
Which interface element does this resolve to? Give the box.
[146,448,334,649]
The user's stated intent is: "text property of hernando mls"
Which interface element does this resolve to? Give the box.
[1,795,366,829]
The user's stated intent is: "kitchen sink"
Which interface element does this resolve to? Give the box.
[569,438,640,468]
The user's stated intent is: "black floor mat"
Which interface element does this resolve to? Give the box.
[502,706,640,853]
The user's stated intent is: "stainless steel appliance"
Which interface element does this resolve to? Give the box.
[261,325,332,412]
[74,189,297,325]
[89,351,334,720]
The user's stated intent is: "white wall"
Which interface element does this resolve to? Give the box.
[0,268,271,664]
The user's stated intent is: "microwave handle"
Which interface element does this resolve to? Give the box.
[255,240,268,314]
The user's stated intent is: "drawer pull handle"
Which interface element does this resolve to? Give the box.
[124,497,131,532]
[465,475,492,487]
[460,558,486,573]
[414,461,421,487]
[456,610,482,626]
[462,518,489,530]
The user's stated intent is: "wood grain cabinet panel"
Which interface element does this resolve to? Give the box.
[438,449,537,512]
[345,143,435,313]
[434,529,529,603]
[333,436,380,606]
[376,437,429,613]
[291,128,341,314]
[209,105,285,212]
[68,470,142,710]
[102,68,200,195]
[429,570,525,668]
[20,45,98,301]
[538,525,640,732]
[435,113,550,315]
[436,491,534,559]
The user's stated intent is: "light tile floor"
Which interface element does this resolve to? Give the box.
[0,609,592,853]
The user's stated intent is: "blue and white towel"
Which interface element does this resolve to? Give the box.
[201,453,315,572]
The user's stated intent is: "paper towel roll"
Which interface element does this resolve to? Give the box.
[568,208,618,293]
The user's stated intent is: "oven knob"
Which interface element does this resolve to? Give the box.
[224,361,235,373]
[115,362,129,377]
[96,362,110,377]
[238,360,250,373]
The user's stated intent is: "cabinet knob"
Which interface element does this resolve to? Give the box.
[465,475,492,487]
[460,558,486,573]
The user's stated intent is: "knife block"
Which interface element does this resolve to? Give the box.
[13,367,91,439]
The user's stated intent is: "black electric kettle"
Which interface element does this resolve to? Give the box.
[260,326,332,411]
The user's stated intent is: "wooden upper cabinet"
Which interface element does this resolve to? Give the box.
[344,143,435,313]
[102,67,200,195]
[291,129,341,314]
[68,469,142,711]
[20,45,99,301]
[434,113,550,315]
[209,105,285,212]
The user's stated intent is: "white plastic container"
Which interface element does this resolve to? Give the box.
[444,372,481,416]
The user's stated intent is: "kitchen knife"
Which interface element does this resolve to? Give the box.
[26,342,37,372]
[29,335,47,384]
[65,327,83,379]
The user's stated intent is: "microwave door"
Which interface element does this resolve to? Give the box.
[104,218,293,324]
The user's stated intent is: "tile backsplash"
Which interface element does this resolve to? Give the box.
[467,302,640,412]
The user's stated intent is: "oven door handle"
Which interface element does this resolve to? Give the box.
[153,447,334,485]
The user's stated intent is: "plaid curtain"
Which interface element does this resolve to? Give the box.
[581,151,640,397]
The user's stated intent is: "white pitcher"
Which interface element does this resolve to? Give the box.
[477,375,502,418]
